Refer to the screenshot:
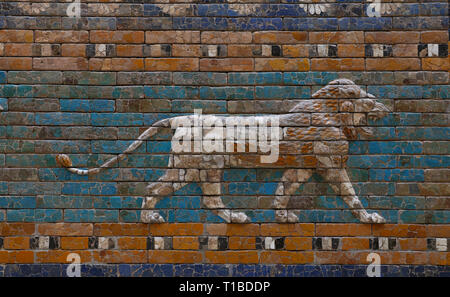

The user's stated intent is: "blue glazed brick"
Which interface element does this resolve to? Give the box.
[167,209,204,223]
[36,196,92,209]
[205,211,227,223]
[368,141,422,154]
[60,99,115,112]
[119,210,141,222]
[171,100,227,113]
[348,141,368,154]
[156,196,202,209]
[121,197,143,209]
[419,3,449,16]
[223,169,257,181]
[173,183,203,195]
[423,85,449,99]
[38,168,89,181]
[284,18,338,30]
[91,113,143,126]
[0,98,7,111]
[391,196,425,210]
[229,17,282,30]
[393,16,448,30]
[173,17,228,30]
[431,211,450,224]
[369,169,424,182]
[255,86,310,99]
[247,210,275,222]
[64,209,119,222]
[0,71,6,83]
[62,182,118,195]
[144,86,198,99]
[111,86,144,99]
[35,113,89,126]
[146,141,171,153]
[0,196,36,208]
[7,209,62,222]
[93,196,122,209]
[315,196,369,209]
[0,210,4,221]
[8,182,61,195]
[119,155,170,168]
[399,210,427,223]
[226,182,278,195]
[339,17,392,30]
[283,72,339,85]
[92,140,146,154]
[228,72,283,85]
[199,86,254,99]
[347,155,397,168]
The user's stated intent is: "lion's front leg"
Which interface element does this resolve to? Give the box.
[321,168,385,224]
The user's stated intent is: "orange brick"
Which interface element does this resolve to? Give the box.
[205,251,258,264]
[33,57,88,70]
[253,31,308,44]
[282,45,309,57]
[227,45,261,57]
[150,223,203,236]
[341,238,370,250]
[379,251,428,265]
[316,224,371,236]
[228,237,256,250]
[365,32,420,44]
[61,44,86,57]
[315,251,367,264]
[36,250,92,263]
[429,252,449,266]
[427,225,450,238]
[255,58,309,71]
[172,45,202,57]
[0,57,32,70]
[422,58,449,71]
[60,237,89,250]
[260,251,314,264]
[420,31,449,43]
[148,250,202,264]
[366,58,420,71]
[35,31,88,43]
[93,250,147,263]
[0,223,35,236]
[0,251,34,263]
[226,224,259,236]
[147,31,200,44]
[172,236,199,250]
[337,44,365,57]
[200,58,253,71]
[285,237,312,250]
[201,31,251,44]
[261,224,314,236]
[146,58,199,71]
[4,44,33,56]
[393,44,418,57]
[90,30,144,44]
[312,58,364,71]
[0,30,33,42]
[398,238,427,251]
[372,224,427,238]
[111,58,144,71]
[206,224,227,236]
[3,237,30,250]
[117,237,147,250]
[89,58,112,71]
[116,45,143,57]
[94,223,149,236]
[309,31,364,44]
[38,223,93,236]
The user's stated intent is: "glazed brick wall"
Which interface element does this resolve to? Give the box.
[0,0,449,272]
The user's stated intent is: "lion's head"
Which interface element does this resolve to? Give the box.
[290,79,390,140]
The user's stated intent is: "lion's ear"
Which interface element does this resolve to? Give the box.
[342,126,357,140]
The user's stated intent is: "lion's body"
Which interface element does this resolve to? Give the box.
[56,79,390,224]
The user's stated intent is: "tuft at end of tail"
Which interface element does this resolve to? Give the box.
[56,154,72,167]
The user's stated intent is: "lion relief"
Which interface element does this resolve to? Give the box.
[56,79,390,224]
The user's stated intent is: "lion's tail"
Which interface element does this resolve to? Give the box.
[56,118,169,175]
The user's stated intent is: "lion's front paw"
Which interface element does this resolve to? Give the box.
[141,210,165,223]
[370,212,386,224]
[231,211,250,223]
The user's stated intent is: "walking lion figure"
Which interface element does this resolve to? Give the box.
[56,79,390,224]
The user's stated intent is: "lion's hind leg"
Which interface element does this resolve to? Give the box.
[141,169,187,223]
[273,169,313,223]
